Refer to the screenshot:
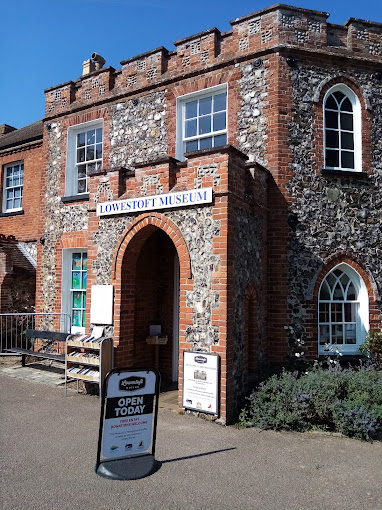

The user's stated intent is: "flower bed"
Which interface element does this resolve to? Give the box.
[240,365,382,441]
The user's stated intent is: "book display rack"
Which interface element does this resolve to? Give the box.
[65,334,113,394]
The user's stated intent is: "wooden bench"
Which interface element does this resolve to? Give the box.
[6,329,69,366]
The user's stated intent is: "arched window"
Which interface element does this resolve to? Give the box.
[324,84,361,172]
[318,264,369,355]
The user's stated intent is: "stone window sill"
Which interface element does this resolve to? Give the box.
[321,169,369,180]
[61,194,89,204]
[0,210,24,217]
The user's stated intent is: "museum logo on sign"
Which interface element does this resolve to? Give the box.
[194,356,207,364]
[119,376,146,391]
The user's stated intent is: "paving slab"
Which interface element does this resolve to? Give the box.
[0,372,381,510]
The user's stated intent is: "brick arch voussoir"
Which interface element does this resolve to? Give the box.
[314,75,371,110]
[111,213,192,281]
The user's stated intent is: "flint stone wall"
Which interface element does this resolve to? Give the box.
[233,207,264,400]
[41,122,89,313]
[287,64,382,343]
[109,90,167,169]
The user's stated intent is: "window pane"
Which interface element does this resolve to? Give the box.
[213,112,226,132]
[326,149,339,167]
[214,134,227,147]
[82,293,87,308]
[200,137,213,150]
[73,292,82,308]
[185,100,197,119]
[95,143,103,159]
[341,132,354,150]
[96,128,103,143]
[82,312,86,328]
[6,189,14,199]
[77,148,85,163]
[326,95,337,110]
[347,283,356,300]
[14,198,21,209]
[344,303,357,322]
[319,325,330,345]
[14,188,21,198]
[320,281,330,300]
[331,303,343,322]
[213,92,227,112]
[326,130,339,149]
[86,129,95,145]
[78,179,87,193]
[82,254,87,270]
[77,132,86,147]
[82,272,87,289]
[341,151,354,169]
[72,271,81,289]
[333,269,342,277]
[77,165,86,178]
[73,310,81,327]
[199,115,211,135]
[185,119,197,138]
[185,140,198,152]
[333,283,344,300]
[86,147,94,161]
[199,96,212,115]
[319,302,330,322]
[340,113,353,131]
[340,273,349,288]
[345,324,356,344]
[72,254,82,269]
[325,110,338,129]
[332,324,343,344]
[341,97,352,112]
[326,273,336,290]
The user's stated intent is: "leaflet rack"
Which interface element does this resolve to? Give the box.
[65,334,113,395]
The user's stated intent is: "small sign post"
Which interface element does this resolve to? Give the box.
[96,367,160,480]
[182,352,219,415]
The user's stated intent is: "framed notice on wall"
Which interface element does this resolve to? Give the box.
[182,352,219,415]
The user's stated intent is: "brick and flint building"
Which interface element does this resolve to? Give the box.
[1,4,382,422]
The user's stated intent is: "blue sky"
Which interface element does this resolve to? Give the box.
[1,0,381,129]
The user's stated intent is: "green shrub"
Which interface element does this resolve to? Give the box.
[360,331,382,363]
[240,365,382,441]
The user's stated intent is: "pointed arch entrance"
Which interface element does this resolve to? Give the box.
[111,213,191,389]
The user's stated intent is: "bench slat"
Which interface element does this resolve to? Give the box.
[5,348,65,362]
[25,330,69,342]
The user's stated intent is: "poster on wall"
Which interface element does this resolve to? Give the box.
[182,352,219,415]
[96,368,160,480]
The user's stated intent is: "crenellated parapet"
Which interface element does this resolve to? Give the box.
[44,4,382,119]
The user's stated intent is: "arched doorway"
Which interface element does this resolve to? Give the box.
[119,227,180,389]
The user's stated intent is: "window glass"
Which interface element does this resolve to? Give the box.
[318,265,366,354]
[180,87,227,159]
[324,87,357,171]
[70,252,87,330]
[3,162,24,212]
[72,125,103,195]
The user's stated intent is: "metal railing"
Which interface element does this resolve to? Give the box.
[0,313,71,354]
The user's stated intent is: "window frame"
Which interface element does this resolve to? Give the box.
[2,161,24,213]
[323,84,362,172]
[176,84,228,161]
[318,263,369,355]
[62,248,88,334]
[65,119,103,197]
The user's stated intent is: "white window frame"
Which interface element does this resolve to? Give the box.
[62,248,87,334]
[323,84,362,172]
[2,161,24,213]
[318,263,369,355]
[176,84,228,161]
[65,119,103,197]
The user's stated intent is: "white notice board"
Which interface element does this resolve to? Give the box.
[90,285,113,324]
[182,352,219,415]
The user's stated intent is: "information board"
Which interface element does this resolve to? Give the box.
[96,368,160,480]
[182,352,219,415]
